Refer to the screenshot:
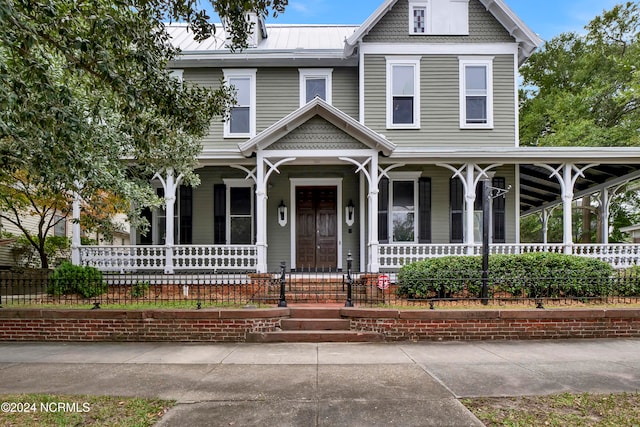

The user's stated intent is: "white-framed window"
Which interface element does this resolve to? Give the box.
[169,69,184,83]
[224,179,254,245]
[388,172,421,243]
[386,57,421,129]
[53,215,66,237]
[459,57,494,129]
[409,0,430,35]
[299,69,333,106]
[223,69,257,138]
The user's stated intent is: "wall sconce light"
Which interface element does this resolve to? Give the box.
[278,200,288,227]
[345,199,355,227]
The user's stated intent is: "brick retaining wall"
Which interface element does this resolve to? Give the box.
[0,308,639,342]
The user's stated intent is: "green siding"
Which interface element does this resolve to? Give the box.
[364,54,516,147]
[363,0,514,44]
[183,67,360,152]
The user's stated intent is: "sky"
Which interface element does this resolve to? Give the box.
[204,0,621,42]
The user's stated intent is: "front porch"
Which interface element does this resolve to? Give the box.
[79,242,640,272]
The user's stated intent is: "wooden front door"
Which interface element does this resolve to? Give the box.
[296,186,338,270]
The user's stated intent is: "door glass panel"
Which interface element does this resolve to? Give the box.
[230,187,251,215]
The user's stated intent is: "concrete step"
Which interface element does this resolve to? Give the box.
[288,307,343,319]
[281,318,351,331]
[246,330,384,343]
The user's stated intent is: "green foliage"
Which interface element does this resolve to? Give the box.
[520,2,640,148]
[12,235,70,268]
[397,253,615,299]
[0,0,287,243]
[47,262,106,298]
[131,281,150,298]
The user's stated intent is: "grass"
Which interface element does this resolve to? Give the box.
[0,394,174,427]
[462,392,640,427]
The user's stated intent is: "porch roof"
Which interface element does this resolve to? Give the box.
[385,146,640,216]
[238,98,397,157]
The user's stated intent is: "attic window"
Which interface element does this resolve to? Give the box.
[409,1,430,35]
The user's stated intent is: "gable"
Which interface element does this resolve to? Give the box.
[267,117,370,151]
[363,0,513,44]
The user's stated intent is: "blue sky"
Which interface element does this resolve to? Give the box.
[204,0,621,41]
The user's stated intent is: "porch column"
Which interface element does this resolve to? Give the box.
[71,192,82,266]
[464,164,476,255]
[156,168,183,274]
[369,154,380,272]
[537,163,598,255]
[601,188,610,245]
[255,152,267,273]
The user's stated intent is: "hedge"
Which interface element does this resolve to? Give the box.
[396,253,615,299]
[47,262,107,298]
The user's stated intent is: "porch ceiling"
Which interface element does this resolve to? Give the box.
[519,164,640,215]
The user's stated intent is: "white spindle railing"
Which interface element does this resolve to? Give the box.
[173,245,257,270]
[80,246,166,272]
[379,243,640,269]
[80,245,258,272]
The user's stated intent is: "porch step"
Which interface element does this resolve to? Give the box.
[281,318,350,331]
[247,307,384,343]
[247,330,383,343]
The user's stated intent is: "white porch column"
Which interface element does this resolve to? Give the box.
[464,164,476,255]
[369,154,380,272]
[541,208,551,245]
[71,192,82,266]
[561,164,574,254]
[155,168,183,274]
[601,188,610,245]
[255,152,268,273]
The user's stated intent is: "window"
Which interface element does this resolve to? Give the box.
[450,177,505,243]
[53,215,66,237]
[223,69,257,138]
[409,1,430,34]
[459,57,494,128]
[169,69,183,83]
[219,179,255,245]
[139,186,191,245]
[386,57,421,129]
[299,69,333,106]
[379,175,431,244]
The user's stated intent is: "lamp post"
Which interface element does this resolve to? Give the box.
[481,176,511,305]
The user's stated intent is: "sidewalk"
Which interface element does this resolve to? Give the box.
[0,339,639,426]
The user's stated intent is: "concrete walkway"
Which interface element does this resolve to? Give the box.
[0,339,639,426]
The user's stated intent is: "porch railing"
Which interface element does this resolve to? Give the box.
[80,245,258,272]
[379,243,640,269]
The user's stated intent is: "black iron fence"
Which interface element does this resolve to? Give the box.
[1,266,640,309]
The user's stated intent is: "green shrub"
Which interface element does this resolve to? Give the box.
[615,266,640,297]
[47,262,106,298]
[397,253,614,299]
[131,281,150,298]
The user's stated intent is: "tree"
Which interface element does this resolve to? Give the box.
[0,0,288,266]
[519,1,640,147]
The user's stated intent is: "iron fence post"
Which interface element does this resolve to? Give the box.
[481,179,490,305]
[278,261,287,307]
[345,252,354,307]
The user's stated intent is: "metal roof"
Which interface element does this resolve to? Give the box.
[166,24,358,53]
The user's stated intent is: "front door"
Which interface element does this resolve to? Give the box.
[296,186,338,270]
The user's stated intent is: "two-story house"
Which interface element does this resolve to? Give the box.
[79,0,640,274]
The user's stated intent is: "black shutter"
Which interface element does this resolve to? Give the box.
[213,184,226,244]
[179,186,193,244]
[492,177,506,243]
[418,177,431,243]
[450,178,464,243]
[378,177,389,243]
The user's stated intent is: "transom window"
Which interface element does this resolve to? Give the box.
[299,69,333,106]
[386,57,421,129]
[459,57,494,129]
[409,1,430,34]
[223,69,257,138]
